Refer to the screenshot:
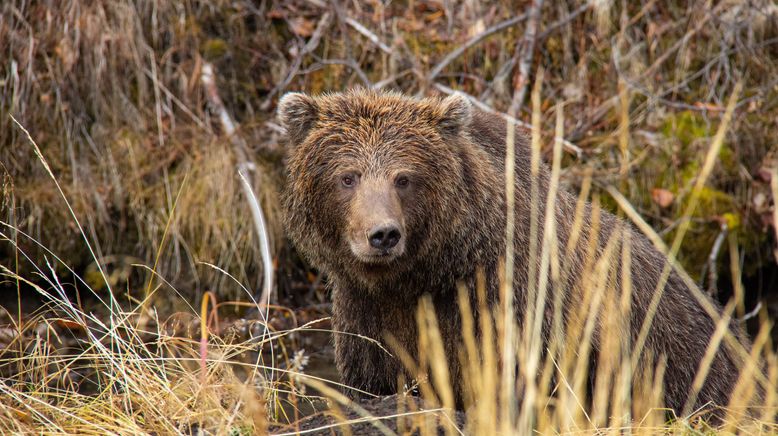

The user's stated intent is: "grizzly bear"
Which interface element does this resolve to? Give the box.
[278,89,752,417]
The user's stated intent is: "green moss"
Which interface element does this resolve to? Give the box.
[718,143,736,171]
[661,110,709,148]
[203,38,229,60]
[691,186,735,218]
[639,110,751,278]
[720,212,740,230]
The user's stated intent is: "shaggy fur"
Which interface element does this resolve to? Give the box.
[278,89,748,415]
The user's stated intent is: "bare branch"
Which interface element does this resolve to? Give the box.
[537,2,591,40]
[201,62,275,308]
[426,13,529,83]
[345,16,392,54]
[261,12,332,110]
[508,0,544,116]
[434,83,582,158]
[703,224,729,297]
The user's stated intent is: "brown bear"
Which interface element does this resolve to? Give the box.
[278,89,752,418]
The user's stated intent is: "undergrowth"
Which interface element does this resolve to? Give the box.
[1,0,777,434]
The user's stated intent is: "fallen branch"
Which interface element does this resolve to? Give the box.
[201,62,275,309]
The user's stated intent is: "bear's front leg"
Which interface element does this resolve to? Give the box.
[332,328,402,397]
[331,286,408,397]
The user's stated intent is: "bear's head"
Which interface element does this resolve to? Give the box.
[278,89,477,286]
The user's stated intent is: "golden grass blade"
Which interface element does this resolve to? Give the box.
[418,296,455,414]
[293,377,397,436]
[501,76,519,436]
[727,232,745,319]
[681,301,736,417]
[724,318,773,430]
[141,171,190,315]
[517,66,545,433]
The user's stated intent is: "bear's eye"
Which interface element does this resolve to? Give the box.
[395,176,410,188]
[341,174,357,188]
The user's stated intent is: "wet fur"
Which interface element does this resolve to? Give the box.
[279,89,749,415]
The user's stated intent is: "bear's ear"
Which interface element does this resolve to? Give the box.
[437,92,472,136]
[277,92,319,142]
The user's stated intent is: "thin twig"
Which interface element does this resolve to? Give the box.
[576,3,727,141]
[641,7,717,81]
[482,2,586,102]
[148,48,166,147]
[434,83,583,157]
[372,69,414,90]
[261,12,332,110]
[345,16,392,54]
[703,224,728,297]
[142,68,209,131]
[738,301,762,322]
[536,2,590,40]
[426,13,529,83]
[305,58,373,86]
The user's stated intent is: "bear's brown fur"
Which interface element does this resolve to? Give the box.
[278,89,751,416]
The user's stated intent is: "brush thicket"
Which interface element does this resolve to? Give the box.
[1,0,777,433]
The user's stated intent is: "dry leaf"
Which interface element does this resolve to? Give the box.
[756,167,773,183]
[693,102,724,112]
[468,18,485,37]
[289,17,315,37]
[55,39,77,72]
[651,188,674,208]
[55,319,85,331]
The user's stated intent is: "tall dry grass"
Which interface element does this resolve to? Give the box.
[1,0,286,303]
[1,0,777,434]
[2,0,777,302]
[385,77,777,435]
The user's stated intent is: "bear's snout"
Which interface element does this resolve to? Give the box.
[346,177,406,262]
[368,223,402,251]
[349,216,406,261]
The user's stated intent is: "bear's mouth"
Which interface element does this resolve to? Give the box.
[361,262,391,275]
[359,254,393,264]
[354,254,398,275]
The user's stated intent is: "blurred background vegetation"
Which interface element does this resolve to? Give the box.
[1,0,777,432]
[2,0,776,322]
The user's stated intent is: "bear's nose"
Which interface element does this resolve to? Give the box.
[368,225,401,251]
